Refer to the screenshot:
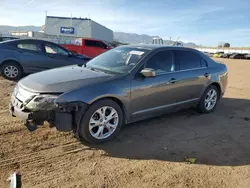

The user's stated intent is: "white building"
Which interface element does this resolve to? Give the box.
[44,16,113,42]
[196,47,250,54]
[152,37,163,44]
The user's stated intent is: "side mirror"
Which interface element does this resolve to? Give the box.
[140,68,156,77]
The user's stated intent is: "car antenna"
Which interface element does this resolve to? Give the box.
[173,37,180,46]
[77,62,86,67]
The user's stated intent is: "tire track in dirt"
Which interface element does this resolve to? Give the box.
[0,141,86,169]
[0,127,25,135]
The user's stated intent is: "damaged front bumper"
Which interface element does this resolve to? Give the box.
[9,102,52,132]
[9,101,88,133]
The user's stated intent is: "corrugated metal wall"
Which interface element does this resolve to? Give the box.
[44,16,113,42]
[91,21,113,42]
[45,17,91,38]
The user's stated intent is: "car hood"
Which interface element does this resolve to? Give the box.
[19,65,113,93]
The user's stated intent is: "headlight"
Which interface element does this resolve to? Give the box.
[25,95,58,111]
[14,84,36,105]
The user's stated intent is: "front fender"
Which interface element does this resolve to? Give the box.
[55,77,131,112]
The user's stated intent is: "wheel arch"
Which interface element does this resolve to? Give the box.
[209,82,221,95]
[204,82,222,100]
[0,59,23,72]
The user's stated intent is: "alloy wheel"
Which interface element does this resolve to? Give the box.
[89,106,119,140]
[4,65,19,78]
[204,89,217,111]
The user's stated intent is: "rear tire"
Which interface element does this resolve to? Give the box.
[198,85,219,113]
[1,61,23,80]
[79,99,124,144]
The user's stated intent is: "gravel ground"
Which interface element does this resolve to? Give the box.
[0,58,250,188]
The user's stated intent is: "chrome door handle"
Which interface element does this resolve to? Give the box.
[169,78,178,84]
[48,54,55,58]
[204,73,211,77]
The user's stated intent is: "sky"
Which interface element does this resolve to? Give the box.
[0,0,250,46]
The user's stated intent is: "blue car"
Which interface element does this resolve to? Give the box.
[0,39,90,80]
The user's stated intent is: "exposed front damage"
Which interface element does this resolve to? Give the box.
[9,83,89,135]
[9,64,115,135]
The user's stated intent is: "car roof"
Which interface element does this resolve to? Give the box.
[0,36,18,39]
[119,44,217,66]
[0,38,71,50]
[119,44,199,52]
[0,38,62,46]
[5,38,49,43]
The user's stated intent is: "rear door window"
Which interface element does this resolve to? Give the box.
[17,42,41,51]
[174,50,202,70]
[44,43,69,56]
[85,40,107,49]
[95,41,107,48]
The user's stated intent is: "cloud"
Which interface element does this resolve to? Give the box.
[0,0,249,46]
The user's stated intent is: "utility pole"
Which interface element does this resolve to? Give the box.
[71,13,73,27]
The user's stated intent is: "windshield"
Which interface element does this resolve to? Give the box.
[86,47,150,74]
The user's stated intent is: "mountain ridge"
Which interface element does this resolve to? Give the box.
[0,25,198,47]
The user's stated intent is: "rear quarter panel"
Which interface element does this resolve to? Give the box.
[211,62,228,95]
[203,59,228,97]
[0,48,21,65]
[0,44,31,73]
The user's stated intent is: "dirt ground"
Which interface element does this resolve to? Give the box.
[0,58,250,188]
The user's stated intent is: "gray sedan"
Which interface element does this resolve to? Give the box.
[0,39,90,80]
[9,45,228,143]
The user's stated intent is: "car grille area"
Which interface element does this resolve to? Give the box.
[11,85,36,111]
[11,94,24,110]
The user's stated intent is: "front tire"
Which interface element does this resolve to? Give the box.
[1,61,23,80]
[79,99,124,144]
[198,85,219,113]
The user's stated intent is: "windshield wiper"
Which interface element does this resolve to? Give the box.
[85,66,100,72]
[85,66,117,74]
[77,62,86,67]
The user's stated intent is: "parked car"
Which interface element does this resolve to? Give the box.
[9,45,228,144]
[0,39,90,80]
[203,52,210,56]
[213,52,224,58]
[229,53,247,59]
[220,53,232,58]
[61,38,112,58]
[203,52,214,57]
[218,53,225,58]
[244,54,250,59]
[220,53,227,58]
[208,53,215,57]
[0,36,19,42]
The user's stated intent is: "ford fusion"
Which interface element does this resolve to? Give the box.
[9,45,228,143]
